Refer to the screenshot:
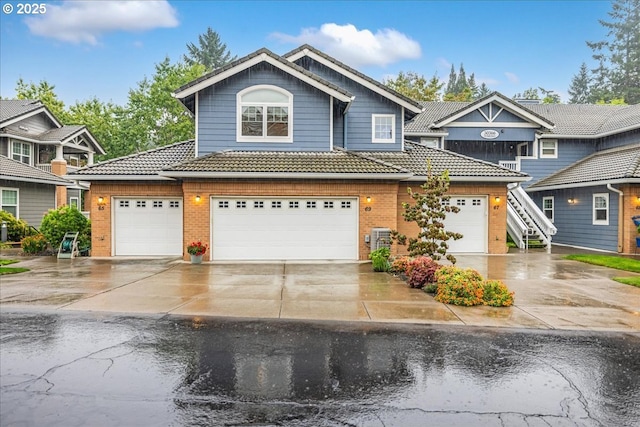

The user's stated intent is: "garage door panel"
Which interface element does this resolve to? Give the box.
[114,198,183,256]
[213,198,357,260]
[443,197,487,253]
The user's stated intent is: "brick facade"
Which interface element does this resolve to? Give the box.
[88,179,510,259]
[621,184,640,254]
[51,160,67,208]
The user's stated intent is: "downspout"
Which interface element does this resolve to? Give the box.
[342,96,355,150]
[607,183,624,253]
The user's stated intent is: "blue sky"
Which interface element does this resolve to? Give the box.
[0,1,612,106]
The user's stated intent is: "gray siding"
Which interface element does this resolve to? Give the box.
[197,63,331,154]
[1,179,55,228]
[294,58,404,151]
[531,186,619,252]
[6,113,54,135]
[597,129,640,150]
[520,139,596,188]
[444,140,519,164]
[444,127,536,142]
[0,138,8,157]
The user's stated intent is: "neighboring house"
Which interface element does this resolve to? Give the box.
[70,46,527,260]
[0,99,105,222]
[0,155,71,228]
[406,93,640,253]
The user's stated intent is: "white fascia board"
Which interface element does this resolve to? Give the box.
[173,54,353,103]
[435,94,554,129]
[404,175,531,183]
[403,131,450,137]
[287,50,422,114]
[159,171,413,180]
[1,175,69,186]
[446,122,539,128]
[60,128,105,155]
[527,178,640,192]
[0,133,42,144]
[539,123,640,139]
[0,107,62,129]
[65,175,177,181]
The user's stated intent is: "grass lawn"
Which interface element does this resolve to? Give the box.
[564,254,640,288]
[0,259,29,275]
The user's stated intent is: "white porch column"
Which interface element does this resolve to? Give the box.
[88,152,94,165]
[55,145,64,160]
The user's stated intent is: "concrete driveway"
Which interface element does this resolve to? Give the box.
[1,251,639,331]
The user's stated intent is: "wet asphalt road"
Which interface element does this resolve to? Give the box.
[1,311,639,427]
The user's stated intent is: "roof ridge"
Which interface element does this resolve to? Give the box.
[340,149,411,173]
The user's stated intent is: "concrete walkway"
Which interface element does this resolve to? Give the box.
[1,250,639,332]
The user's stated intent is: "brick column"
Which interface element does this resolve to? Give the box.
[51,159,67,207]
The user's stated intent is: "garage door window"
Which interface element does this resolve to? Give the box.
[219,201,229,208]
[307,201,316,209]
[136,201,146,208]
[153,201,163,208]
[289,201,299,209]
[119,200,129,208]
[170,201,180,208]
[472,199,482,206]
[236,201,246,208]
[271,201,282,209]
[324,201,334,209]
[254,201,264,209]
[341,201,351,209]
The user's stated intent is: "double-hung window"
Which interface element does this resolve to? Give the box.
[1,188,18,217]
[540,139,558,158]
[12,141,31,165]
[542,196,554,222]
[372,114,395,143]
[593,193,609,225]
[237,85,292,143]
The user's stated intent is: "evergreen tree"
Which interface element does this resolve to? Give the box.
[183,27,237,72]
[513,87,540,100]
[568,63,592,103]
[467,73,479,99]
[454,63,469,94]
[586,0,640,104]
[383,71,443,101]
[445,64,457,95]
[477,83,492,98]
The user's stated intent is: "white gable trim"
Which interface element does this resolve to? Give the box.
[286,49,423,114]
[173,53,353,103]
[433,94,554,129]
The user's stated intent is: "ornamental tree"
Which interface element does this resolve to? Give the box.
[391,164,463,264]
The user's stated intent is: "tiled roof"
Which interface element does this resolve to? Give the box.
[162,149,410,175]
[284,44,423,112]
[528,144,640,190]
[405,102,469,133]
[174,48,353,100]
[37,125,86,141]
[0,155,71,185]
[69,140,195,176]
[526,103,640,135]
[0,99,44,124]
[361,142,529,180]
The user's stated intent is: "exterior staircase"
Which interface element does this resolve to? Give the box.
[506,184,557,250]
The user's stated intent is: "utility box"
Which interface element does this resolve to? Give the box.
[370,228,391,252]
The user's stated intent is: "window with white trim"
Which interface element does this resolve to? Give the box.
[11,141,31,165]
[542,196,554,222]
[372,114,395,143]
[540,139,558,158]
[70,197,80,209]
[593,193,609,225]
[1,188,18,217]
[237,85,292,143]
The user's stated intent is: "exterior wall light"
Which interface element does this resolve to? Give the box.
[195,195,202,203]
[568,198,575,204]
[366,196,372,203]
[97,196,106,210]
[494,196,500,203]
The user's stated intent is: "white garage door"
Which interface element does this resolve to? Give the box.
[212,197,358,260]
[443,196,487,253]
[114,198,183,256]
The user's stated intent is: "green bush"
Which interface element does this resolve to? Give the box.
[434,266,484,306]
[21,234,48,254]
[482,280,514,307]
[423,283,438,293]
[0,211,34,241]
[369,247,391,272]
[39,206,91,250]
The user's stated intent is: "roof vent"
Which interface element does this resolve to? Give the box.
[18,125,29,131]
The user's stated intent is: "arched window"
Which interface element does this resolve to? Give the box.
[237,85,293,143]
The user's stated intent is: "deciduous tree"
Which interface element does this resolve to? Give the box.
[383,71,443,101]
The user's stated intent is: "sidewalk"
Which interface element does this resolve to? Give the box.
[1,251,639,332]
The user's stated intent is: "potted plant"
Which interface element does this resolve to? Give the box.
[187,241,208,264]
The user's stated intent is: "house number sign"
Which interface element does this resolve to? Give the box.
[480,130,500,139]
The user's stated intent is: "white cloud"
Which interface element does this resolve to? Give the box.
[25,1,179,45]
[504,72,520,84]
[271,23,421,67]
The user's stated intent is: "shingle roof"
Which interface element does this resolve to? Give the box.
[69,140,195,176]
[360,142,529,180]
[405,102,470,133]
[162,149,409,176]
[0,155,71,185]
[174,48,353,100]
[0,99,44,124]
[528,144,640,190]
[284,44,423,112]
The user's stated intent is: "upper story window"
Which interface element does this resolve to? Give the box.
[12,141,31,165]
[1,188,18,217]
[540,139,558,158]
[593,193,609,225]
[372,114,395,143]
[237,85,293,143]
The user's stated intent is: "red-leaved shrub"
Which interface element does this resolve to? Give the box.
[406,256,442,289]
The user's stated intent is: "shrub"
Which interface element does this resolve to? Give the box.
[389,256,411,274]
[40,206,91,250]
[406,256,442,288]
[21,234,48,254]
[482,280,514,307]
[434,266,484,306]
[423,283,438,293]
[369,247,391,272]
[0,211,34,242]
